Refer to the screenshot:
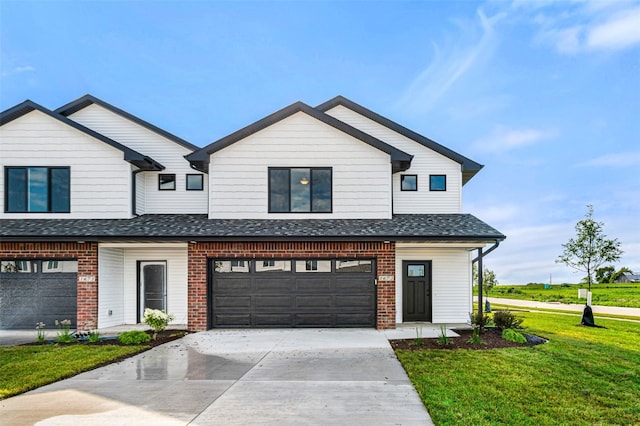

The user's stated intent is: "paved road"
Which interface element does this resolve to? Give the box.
[484,297,640,317]
[0,328,433,425]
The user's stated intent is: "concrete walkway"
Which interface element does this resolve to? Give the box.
[0,328,433,425]
[485,297,640,317]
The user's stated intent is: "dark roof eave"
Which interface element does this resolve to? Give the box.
[186,101,413,169]
[55,94,200,152]
[317,96,484,183]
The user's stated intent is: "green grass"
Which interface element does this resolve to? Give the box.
[483,282,640,308]
[0,344,147,399]
[396,312,640,425]
[490,303,640,322]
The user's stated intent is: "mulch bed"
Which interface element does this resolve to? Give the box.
[390,328,546,351]
[26,329,188,347]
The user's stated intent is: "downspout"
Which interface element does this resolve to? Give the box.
[472,240,501,326]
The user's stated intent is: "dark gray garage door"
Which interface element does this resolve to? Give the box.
[210,259,376,328]
[0,260,77,329]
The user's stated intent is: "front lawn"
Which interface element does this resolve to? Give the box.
[484,282,640,308]
[0,345,147,399]
[395,312,640,425]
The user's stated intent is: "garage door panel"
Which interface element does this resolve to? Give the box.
[336,295,374,308]
[295,278,332,292]
[254,278,294,292]
[214,278,251,292]
[295,313,333,327]
[255,296,292,310]
[255,313,292,327]
[336,313,375,326]
[215,296,251,308]
[295,295,332,308]
[335,277,373,291]
[214,314,251,327]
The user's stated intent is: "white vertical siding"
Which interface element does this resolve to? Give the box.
[325,106,463,214]
[208,111,392,219]
[121,246,189,325]
[135,172,146,215]
[68,104,208,214]
[396,245,473,324]
[97,247,125,328]
[0,111,132,219]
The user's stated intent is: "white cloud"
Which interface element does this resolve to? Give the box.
[472,125,557,153]
[576,151,640,167]
[528,2,640,54]
[586,7,640,51]
[395,8,504,114]
[1,64,36,78]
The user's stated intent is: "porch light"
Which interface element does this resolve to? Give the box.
[300,177,309,185]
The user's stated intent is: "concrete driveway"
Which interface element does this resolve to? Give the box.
[0,328,433,425]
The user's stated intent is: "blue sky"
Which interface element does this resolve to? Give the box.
[2,0,639,283]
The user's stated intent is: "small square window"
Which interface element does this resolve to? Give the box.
[429,175,446,191]
[159,174,176,191]
[401,175,418,191]
[186,174,203,191]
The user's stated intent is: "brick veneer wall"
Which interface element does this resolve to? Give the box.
[0,242,99,330]
[188,241,396,331]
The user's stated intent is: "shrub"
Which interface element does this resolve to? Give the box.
[502,328,527,343]
[493,310,523,330]
[470,312,492,330]
[118,330,151,345]
[143,308,175,340]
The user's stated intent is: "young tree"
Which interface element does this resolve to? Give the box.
[557,206,623,293]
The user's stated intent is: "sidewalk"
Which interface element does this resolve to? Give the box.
[482,297,640,317]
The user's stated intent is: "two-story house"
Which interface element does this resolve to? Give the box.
[0,95,504,331]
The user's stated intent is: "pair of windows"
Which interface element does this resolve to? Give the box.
[5,167,70,213]
[159,174,204,191]
[401,174,446,192]
[269,167,332,213]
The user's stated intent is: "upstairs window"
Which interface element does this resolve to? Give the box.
[269,167,332,213]
[159,174,176,190]
[5,167,70,213]
[429,175,446,191]
[401,174,418,191]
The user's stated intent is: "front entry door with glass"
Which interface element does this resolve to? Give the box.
[139,261,167,320]
[402,261,432,322]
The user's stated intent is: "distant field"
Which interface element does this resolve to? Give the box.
[482,282,640,308]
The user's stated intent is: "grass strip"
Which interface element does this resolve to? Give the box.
[0,344,147,399]
[490,303,640,322]
[396,312,640,425]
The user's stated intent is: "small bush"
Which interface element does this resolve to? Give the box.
[493,310,524,330]
[470,312,492,329]
[502,328,527,343]
[118,330,151,345]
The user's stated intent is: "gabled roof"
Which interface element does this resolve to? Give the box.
[316,95,483,185]
[55,94,199,152]
[0,100,164,171]
[186,101,413,173]
[0,213,506,242]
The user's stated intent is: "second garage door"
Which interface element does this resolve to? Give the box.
[210,259,376,328]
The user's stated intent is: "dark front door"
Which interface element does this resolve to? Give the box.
[139,262,167,319]
[403,261,432,322]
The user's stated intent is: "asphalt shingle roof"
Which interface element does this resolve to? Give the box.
[0,214,505,242]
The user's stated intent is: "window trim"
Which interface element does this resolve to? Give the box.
[429,174,447,192]
[4,166,71,213]
[400,174,418,191]
[186,174,204,191]
[158,174,176,191]
[268,167,333,213]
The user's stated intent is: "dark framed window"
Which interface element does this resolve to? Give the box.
[5,166,70,213]
[268,167,332,213]
[159,174,176,190]
[186,174,203,191]
[429,175,446,191]
[401,174,418,191]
